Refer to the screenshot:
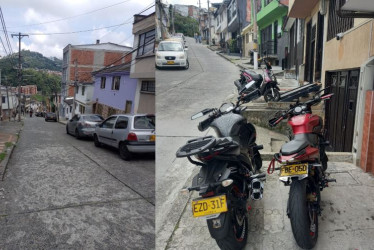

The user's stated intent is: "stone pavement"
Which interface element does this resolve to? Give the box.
[166,161,374,249]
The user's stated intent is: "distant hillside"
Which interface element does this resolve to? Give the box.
[0,50,61,94]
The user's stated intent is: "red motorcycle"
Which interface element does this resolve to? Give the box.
[234,59,280,102]
[267,90,335,249]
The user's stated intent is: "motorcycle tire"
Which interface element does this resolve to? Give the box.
[216,208,248,250]
[264,88,280,102]
[289,179,318,249]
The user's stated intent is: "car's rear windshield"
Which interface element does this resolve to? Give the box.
[158,42,183,51]
[134,116,155,129]
[83,115,103,122]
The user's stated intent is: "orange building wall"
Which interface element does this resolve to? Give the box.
[70,50,94,65]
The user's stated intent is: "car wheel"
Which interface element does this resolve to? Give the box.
[75,129,82,139]
[94,134,101,147]
[119,142,132,161]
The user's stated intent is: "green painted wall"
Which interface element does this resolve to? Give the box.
[256,0,288,45]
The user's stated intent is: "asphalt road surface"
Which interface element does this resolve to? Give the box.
[0,116,155,249]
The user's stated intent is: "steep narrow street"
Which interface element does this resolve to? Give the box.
[0,117,155,249]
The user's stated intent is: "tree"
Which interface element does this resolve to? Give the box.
[174,13,199,37]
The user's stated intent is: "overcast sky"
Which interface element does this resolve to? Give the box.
[166,0,223,9]
[0,0,154,59]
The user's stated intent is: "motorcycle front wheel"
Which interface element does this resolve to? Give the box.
[264,88,280,102]
[289,179,318,249]
[216,207,248,250]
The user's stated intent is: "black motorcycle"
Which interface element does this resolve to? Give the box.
[234,59,280,102]
[176,94,265,250]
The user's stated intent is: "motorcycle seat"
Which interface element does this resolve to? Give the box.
[281,134,316,156]
[243,69,263,82]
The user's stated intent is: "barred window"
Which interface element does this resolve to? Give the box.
[112,76,120,90]
[327,0,354,41]
[141,81,155,93]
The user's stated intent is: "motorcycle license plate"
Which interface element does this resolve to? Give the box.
[192,195,228,218]
[167,61,175,65]
[280,163,308,177]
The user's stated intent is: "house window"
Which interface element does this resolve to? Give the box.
[79,104,85,114]
[81,86,85,96]
[327,0,353,41]
[137,29,155,57]
[112,76,121,90]
[100,77,106,89]
[141,81,155,93]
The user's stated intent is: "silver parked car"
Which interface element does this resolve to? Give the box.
[66,114,104,139]
[93,114,155,160]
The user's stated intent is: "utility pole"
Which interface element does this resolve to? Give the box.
[172,5,175,35]
[207,0,210,45]
[0,69,2,124]
[252,0,258,70]
[198,0,201,37]
[156,0,165,40]
[72,59,78,117]
[11,32,28,122]
[5,78,10,121]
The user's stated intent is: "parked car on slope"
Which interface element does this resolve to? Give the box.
[66,114,104,139]
[45,112,57,122]
[93,114,155,160]
[155,40,189,69]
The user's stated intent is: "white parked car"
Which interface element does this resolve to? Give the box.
[156,40,189,69]
[94,114,155,160]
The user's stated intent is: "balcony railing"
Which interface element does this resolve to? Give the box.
[260,40,277,57]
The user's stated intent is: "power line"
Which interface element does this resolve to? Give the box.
[6,0,133,29]
[98,2,155,40]
[6,21,133,36]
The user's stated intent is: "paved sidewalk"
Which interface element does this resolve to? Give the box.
[0,119,24,180]
[210,48,299,92]
[166,161,374,249]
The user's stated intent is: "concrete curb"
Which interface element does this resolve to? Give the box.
[216,52,247,70]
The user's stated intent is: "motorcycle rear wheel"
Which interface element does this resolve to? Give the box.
[264,88,280,102]
[216,208,248,250]
[289,179,318,249]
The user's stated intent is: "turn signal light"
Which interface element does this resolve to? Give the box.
[127,132,138,141]
[180,188,189,195]
[221,179,233,187]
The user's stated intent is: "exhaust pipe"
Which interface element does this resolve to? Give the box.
[250,178,264,200]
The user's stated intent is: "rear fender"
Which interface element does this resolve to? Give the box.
[207,212,231,240]
[192,161,231,195]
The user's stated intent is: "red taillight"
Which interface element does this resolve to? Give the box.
[127,132,138,141]
[202,191,215,198]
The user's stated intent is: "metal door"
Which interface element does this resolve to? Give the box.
[325,69,359,152]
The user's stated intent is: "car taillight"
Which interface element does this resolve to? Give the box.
[127,132,138,141]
